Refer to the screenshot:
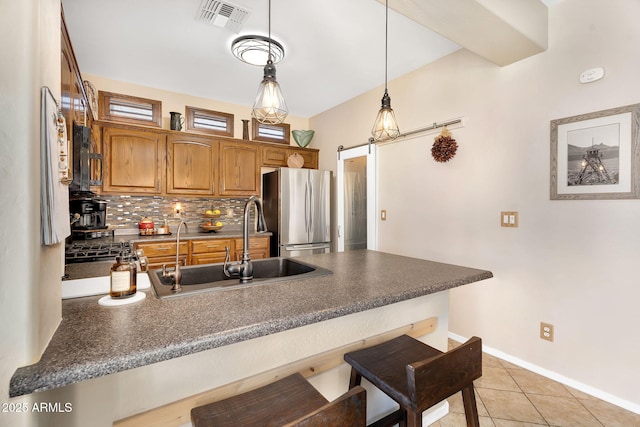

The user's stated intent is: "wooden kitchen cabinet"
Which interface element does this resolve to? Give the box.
[135,236,269,268]
[61,10,92,182]
[191,236,271,264]
[101,125,165,194]
[218,140,260,196]
[145,255,187,270]
[261,145,288,167]
[261,145,319,169]
[233,236,270,261]
[133,241,188,269]
[167,134,218,195]
[96,121,320,196]
[190,239,232,265]
[292,148,319,169]
[61,32,88,132]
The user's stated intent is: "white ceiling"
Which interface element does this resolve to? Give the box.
[61,0,558,118]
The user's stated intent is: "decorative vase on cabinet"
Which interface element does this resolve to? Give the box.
[292,130,314,148]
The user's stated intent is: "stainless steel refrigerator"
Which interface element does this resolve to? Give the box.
[263,168,331,257]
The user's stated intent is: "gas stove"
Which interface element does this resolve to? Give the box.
[65,241,133,264]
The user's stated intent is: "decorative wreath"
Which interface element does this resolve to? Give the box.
[431,127,458,162]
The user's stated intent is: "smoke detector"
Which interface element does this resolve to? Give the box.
[195,0,251,33]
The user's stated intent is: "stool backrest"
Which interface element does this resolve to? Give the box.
[406,336,482,410]
[284,385,367,427]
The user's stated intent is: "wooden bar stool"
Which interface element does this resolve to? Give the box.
[344,335,482,427]
[191,372,367,427]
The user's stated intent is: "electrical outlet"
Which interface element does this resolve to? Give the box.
[540,322,554,342]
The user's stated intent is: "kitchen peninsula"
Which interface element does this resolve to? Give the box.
[10,250,492,426]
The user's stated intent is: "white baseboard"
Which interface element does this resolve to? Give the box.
[422,400,450,425]
[449,332,640,415]
[369,401,449,427]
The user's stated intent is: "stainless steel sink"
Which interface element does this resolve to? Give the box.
[148,257,332,299]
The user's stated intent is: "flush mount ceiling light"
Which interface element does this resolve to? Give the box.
[251,0,288,124]
[231,35,284,66]
[371,0,400,142]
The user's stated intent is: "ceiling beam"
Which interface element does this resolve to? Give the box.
[382,0,548,66]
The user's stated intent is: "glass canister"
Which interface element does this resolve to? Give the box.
[110,254,137,299]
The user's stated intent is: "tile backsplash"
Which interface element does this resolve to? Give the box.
[101,195,252,231]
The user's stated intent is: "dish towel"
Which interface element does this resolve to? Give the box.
[40,87,71,246]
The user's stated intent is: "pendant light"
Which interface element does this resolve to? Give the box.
[252,0,288,124]
[371,0,400,141]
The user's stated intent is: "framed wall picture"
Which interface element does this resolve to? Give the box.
[550,103,640,200]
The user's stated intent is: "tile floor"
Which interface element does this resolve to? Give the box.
[429,340,640,427]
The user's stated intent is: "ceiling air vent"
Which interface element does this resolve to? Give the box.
[195,0,251,33]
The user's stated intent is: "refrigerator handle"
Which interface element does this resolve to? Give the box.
[284,243,331,251]
[309,181,313,232]
[304,181,309,234]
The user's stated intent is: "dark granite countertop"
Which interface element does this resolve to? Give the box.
[10,250,492,397]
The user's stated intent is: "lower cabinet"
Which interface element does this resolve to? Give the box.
[134,236,270,268]
[134,241,188,269]
[233,236,270,261]
[190,239,232,265]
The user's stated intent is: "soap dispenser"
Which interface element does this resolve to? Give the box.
[110,254,137,299]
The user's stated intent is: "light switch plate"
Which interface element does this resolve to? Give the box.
[501,211,518,227]
[380,210,387,221]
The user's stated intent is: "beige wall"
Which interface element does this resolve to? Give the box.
[310,0,640,412]
[3,0,639,423]
[84,73,311,140]
[1,0,63,425]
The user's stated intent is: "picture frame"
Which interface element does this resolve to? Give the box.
[550,103,640,200]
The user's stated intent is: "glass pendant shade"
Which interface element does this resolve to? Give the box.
[252,60,288,124]
[372,91,400,141]
[250,0,288,125]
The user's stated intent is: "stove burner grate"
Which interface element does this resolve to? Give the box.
[65,241,133,263]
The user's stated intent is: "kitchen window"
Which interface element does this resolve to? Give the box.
[185,106,234,137]
[98,91,162,127]
[252,118,290,145]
